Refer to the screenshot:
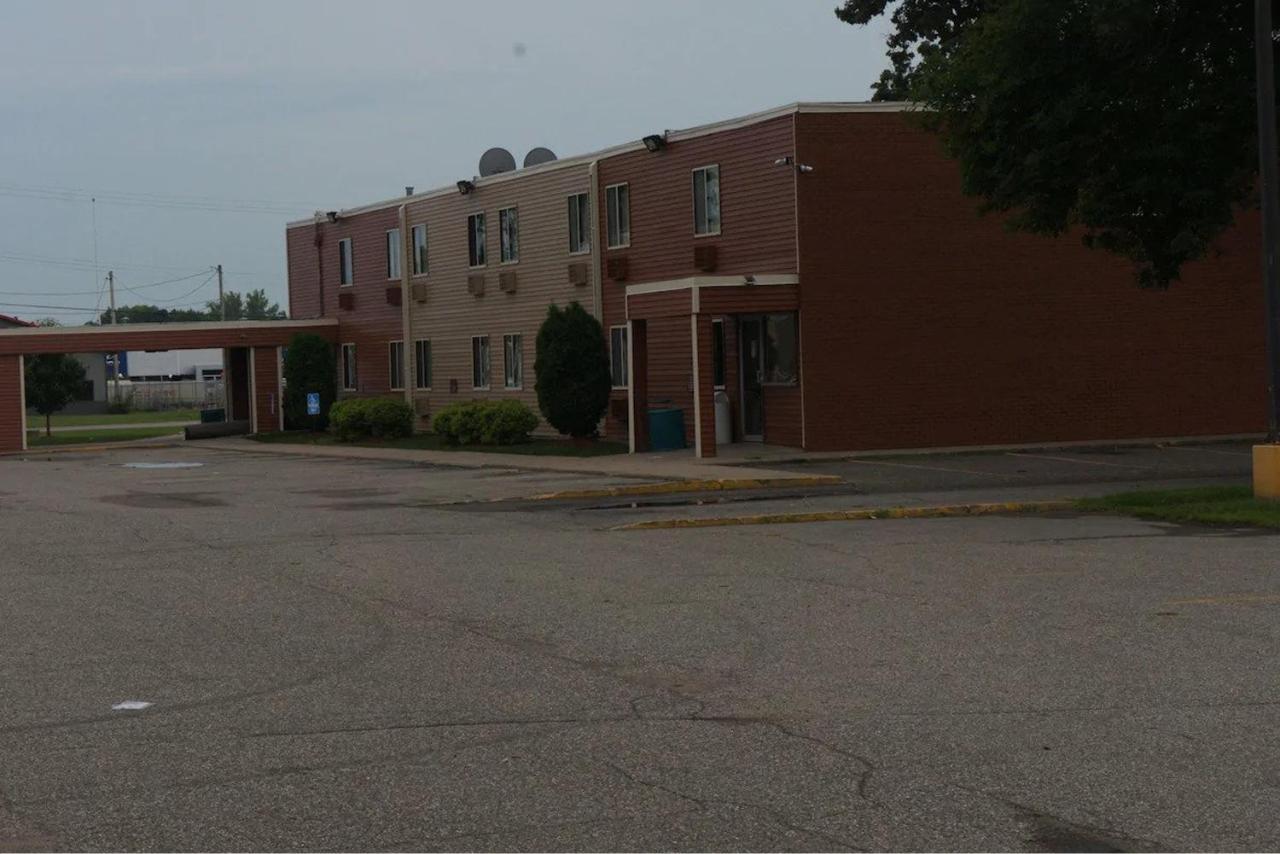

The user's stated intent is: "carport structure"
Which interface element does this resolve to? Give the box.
[0,318,339,452]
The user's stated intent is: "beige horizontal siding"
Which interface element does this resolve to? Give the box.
[405,164,597,435]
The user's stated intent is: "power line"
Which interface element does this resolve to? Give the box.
[0,181,318,215]
[0,267,212,297]
[0,250,271,277]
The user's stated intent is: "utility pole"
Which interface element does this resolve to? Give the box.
[216,264,225,322]
[107,270,120,403]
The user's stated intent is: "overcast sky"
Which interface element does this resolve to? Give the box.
[0,1,890,324]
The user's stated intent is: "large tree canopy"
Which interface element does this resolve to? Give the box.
[100,289,285,325]
[839,0,1275,288]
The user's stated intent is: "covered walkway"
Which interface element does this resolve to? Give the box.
[0,318,339,452]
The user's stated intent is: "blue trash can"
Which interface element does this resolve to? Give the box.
[648,406,687,451]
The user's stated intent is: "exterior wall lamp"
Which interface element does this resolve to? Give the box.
[456,180,475,195]
[642,134,666,153]
[774,155,814,173]
[326,210,339,223]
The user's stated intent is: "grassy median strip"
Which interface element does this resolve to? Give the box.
[42,409,200,428]
[1076,485,1280,528]
[613,500,1074,530]
[26,426,185,447]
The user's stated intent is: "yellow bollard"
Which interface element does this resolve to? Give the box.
[1252,444,1280,499]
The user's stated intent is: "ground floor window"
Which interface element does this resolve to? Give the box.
[762,313,798,385]
[388,341,405,391]
[414,339,431,390]
[503,333,523,389]
[712,319,725,388]
[471,335,490,389]
[341,343,357,391]
[610,325,628,388]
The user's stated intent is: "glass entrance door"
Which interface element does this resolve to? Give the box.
[739,317,764,440]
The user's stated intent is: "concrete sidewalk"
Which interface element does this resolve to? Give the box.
[198,435,824,484]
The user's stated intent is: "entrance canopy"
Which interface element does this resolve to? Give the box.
[0,318,338,357]
[0,318,339,452]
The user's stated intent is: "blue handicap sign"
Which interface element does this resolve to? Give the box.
[306,392,320,416]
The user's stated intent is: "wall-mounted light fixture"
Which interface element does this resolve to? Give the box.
[774,155,814,174]
[456,180,475,195]
[326,210,339,223]
[642,134,666,153]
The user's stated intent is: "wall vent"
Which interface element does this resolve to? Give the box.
[467,274,485,296]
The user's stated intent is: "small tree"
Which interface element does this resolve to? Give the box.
[534,301,611,439]
[282,333,336,431]
[24,354,87,436]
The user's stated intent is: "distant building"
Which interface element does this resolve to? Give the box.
[124,348,223,381]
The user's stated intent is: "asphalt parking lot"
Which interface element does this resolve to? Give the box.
[1,444,1278,851]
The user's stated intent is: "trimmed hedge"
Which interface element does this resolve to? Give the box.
[329,397,414,442]
[432,399,539,446]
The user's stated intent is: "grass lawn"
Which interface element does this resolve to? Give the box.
[34,409,201,428]
[251,430,629,457]
[1077,485,1280,529]
[26,426,185,447]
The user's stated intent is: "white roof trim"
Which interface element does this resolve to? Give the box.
[625,274,799,296]
[287,102,912,228]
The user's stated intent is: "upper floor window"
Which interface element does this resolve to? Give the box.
[606,183,630,248]
[499,207,519,264]
[338,237,353,286]
[693,165,721,236]
[386,228,401,279]
[411,223,428,276]
[567,192,591,254]
[468,212,486,267]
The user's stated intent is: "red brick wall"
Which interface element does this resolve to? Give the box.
[0,354,24,452]
[252,345,281,433]
[795,111,1266,451]
[600,114,800,446]
[286,207,404,399]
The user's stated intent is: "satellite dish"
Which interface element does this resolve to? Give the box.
[523,147,557,168]
[478,147,517,177]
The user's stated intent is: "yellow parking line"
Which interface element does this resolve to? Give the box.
[612,500,1074,531]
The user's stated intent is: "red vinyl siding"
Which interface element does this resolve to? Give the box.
[600,114,800,447]
[795,111,1265,451]
[252,345,281,433]
[286,208,405,399]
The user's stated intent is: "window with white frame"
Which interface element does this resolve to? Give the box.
[471,335,490,389]
[610,325,629,388]
[503,333,523,389]
[499,207,519,263]
[386,228,401,279]
[467,213,486,267]
[341,343,357,390]
[693,165,721,235]
[411,223,428,275]
[567,192,591,254]
[414,339,431,389]
[388,340,405,390]
[606,183,630,248]
[338,238,354,286]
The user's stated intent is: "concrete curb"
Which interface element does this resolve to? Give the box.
[530,475,842,501]
[611,499,1075,531]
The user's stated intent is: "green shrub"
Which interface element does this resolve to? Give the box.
[432,399,539,446]
[283,333,337,430]
[329,397,414,442]
[534,301,611,438]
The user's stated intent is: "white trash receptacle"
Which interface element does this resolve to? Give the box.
[714,390,732,445]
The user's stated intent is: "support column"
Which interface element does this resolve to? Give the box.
[251,345,280,435]
[692,313,716,459]
[628,319,649,453]
[0,354,25,453]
